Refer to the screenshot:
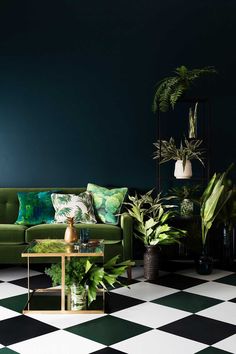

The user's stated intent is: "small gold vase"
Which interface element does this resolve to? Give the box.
[64,217,78,244]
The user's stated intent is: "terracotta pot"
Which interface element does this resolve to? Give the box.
[144,245,159,281]
[174,160,192,179]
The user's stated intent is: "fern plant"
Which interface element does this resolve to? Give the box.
[152,65,217,112]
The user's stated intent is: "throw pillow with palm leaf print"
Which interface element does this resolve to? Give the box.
[51,192,97,224]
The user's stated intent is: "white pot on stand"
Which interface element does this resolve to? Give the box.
[174,160,192,179]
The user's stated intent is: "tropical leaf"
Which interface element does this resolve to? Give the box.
[124,190,186,246]
[153,65,217,112]
[153,137,204,168]
[200,168,233,246]
[57,207,71,217]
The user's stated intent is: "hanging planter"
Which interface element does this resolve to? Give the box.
[153,138,205,179]
[174,160,192,179]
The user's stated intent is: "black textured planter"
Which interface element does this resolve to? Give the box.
[144,245,159,281]
[196,253,213,275]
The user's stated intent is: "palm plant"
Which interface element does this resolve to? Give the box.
[124,190,187,246]
[153,137,205,171]
[152,65,217,113]
[200,167,233,248]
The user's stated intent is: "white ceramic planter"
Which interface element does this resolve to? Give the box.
[174,160,192,179]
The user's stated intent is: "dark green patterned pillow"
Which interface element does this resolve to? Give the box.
[87,183,128,225]
[15,191,56,226]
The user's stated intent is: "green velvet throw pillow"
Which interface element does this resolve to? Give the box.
[87,183,128,225]
[51,192,97,224]
[15,191,56,226]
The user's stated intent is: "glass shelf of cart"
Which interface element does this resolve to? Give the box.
[22,239,104,257]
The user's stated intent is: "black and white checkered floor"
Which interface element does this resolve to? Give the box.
[0,264,236,354]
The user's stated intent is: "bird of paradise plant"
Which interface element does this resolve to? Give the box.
[200,166,233,249]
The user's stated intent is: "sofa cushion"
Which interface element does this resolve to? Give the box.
[15,191,56,225]
[87,183,128,225]
[25,223,122,243]
[51,192,97,224]
[0,224,27,243]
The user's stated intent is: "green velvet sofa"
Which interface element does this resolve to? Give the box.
[0,188,133,264]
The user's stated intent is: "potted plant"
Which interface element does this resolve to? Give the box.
[45,256,134,310]
[124,190,187,280]
[168,184,201,217]
[197,167,233,274]
[153,137,205,179]
[152,65,217,113]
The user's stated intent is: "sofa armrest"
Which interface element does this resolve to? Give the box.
[120,212,133,260]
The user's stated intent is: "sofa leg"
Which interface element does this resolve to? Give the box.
[127,266,132,281]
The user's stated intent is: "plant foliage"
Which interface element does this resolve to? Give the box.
[152,65,217,112]
[28,240,67,253]
[189,102,198,139]
[45,256,134,306]
[168,184,201,203]
[200,165,233,247]
[124,190,187,246]
[153,137,205,170]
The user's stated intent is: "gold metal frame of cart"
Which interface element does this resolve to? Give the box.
[21,239,104,314]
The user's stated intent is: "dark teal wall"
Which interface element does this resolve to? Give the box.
[0,0,235,189]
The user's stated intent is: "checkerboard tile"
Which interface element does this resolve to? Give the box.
[0,265,236,354]
[112,302,190,328]
[111,329,207,354]
[0,283,28,300]
[158,315,236,345]
[213,334,236,353]
[111,281,179,301]
[66,315,151,346]
[196,347,233,353]
[152,291,223,313]
[0,267,41,282]
[0,348,19,354]
[9,330,105,354]
[148,273,207,290]
[176,268,234,281]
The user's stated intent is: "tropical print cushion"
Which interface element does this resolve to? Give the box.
[51,192,97,224]
[15,191,56,226]
[87,183,128,225]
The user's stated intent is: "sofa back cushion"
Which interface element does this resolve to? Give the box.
[0,188,85,224]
